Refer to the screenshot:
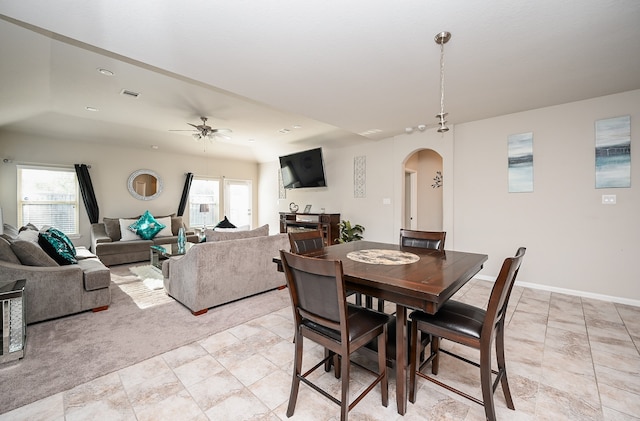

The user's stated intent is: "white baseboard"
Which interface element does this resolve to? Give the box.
[473,275,640,308]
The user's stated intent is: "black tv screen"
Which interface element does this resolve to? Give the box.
[279,147,327,189]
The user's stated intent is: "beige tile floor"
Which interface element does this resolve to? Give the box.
[2,279,639,421]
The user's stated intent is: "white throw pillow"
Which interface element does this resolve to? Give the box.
[154,217,173,237]
[119,218,142,241]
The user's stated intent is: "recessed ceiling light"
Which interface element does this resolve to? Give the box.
[151,145,159,149]
[97,68,114,76]
[292,125,302,129]
[85,106,99,112]
[248,139,256,143]
[358,128,382,136]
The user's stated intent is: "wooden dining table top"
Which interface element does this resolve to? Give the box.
[300,240,488,315]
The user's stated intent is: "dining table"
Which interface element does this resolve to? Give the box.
[275,240,488,415]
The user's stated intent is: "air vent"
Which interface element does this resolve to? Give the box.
[278,128,291,134]
[120,89,141,98]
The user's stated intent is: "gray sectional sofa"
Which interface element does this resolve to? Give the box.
[162,225,289,315]
[90,214,198,266]
[0,231,111,324]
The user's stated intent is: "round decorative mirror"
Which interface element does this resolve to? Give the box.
[127,169,162,201]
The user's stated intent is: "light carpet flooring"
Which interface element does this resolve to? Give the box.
[1,277,639,420]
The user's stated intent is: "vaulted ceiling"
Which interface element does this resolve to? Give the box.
[1,1,640,162]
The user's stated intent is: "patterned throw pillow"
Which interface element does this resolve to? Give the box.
[38,228,77,265]
[129,210,166,240]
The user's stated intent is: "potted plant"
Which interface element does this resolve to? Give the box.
[337,220,365,243]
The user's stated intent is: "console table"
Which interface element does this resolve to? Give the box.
[279,212,340,246]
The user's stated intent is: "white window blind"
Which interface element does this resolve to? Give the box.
[17,166,79,234]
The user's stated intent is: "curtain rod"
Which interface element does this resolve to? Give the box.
[2,159,91,168]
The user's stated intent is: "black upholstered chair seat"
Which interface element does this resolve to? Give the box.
[303,305,390,342]
[410,300,485,341]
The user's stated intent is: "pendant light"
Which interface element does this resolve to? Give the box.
[435,31,451,133]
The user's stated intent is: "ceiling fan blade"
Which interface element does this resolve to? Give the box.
[213,128,232,133]
[187,123,200,129]
[169,129,197,132]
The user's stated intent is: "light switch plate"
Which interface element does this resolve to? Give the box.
[602,194,616,205]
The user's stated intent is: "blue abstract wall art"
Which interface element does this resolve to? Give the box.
[508,132,534,193]
[595,115,631,189]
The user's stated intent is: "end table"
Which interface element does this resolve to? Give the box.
[1,279,26,364]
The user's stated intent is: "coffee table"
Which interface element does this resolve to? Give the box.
[150,242,195,270]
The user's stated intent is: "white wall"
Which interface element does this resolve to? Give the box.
[0,133,259,247]
[260,90,639,304]
[453,89,640,303]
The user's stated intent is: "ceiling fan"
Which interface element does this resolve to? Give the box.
[170,117,232,141]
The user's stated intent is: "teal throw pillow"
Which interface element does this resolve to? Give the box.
[129,210,166,240]
[38,228,77,265]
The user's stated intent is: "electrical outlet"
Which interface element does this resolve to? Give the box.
[602,194,616,205]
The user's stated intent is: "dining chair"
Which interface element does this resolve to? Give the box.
[288,230,342,375]
[399,229,446,252]
[288,230,325,255]
[408,247,526,421]
[280,250,390,421]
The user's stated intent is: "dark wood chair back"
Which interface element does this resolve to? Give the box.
[280,250,390,421]
[408,247,526,421]
[288,230,325,255]
[400,229,446,251]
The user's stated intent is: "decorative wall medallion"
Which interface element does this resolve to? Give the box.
[354,156,366,198]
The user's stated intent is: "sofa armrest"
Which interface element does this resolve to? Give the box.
[90,223,112,253]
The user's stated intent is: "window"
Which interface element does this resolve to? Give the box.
[17,166,79,234]
[188,178,220,229]
[188,177,253,230]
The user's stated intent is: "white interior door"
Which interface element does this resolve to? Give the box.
[224,179,252,228]
[404,170,418,229]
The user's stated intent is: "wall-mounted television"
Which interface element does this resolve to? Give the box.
[279,147,327,189]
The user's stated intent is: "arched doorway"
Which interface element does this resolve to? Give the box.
[403,149,444,230]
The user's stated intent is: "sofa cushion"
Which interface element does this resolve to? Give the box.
[129,211,166,240]
[0,236,21,264]
[19,223,39,232]
[170,216,184,236]
[154,216,174,237]
[2,223,19,239]
[104,215,139,241]
[17,228,39,243]
[119,218,142,241]
[206,224,269,242]
[38,228,78,265]
[215,216,236,229]
[11,240,59,267]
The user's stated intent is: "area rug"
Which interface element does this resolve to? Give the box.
[0,264,290,414]
[129,264,165,290]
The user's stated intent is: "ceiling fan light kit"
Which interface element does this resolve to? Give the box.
[172,116,232,142]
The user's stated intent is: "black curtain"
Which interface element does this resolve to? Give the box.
[74,164,99,223]
[177,172,193,217]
